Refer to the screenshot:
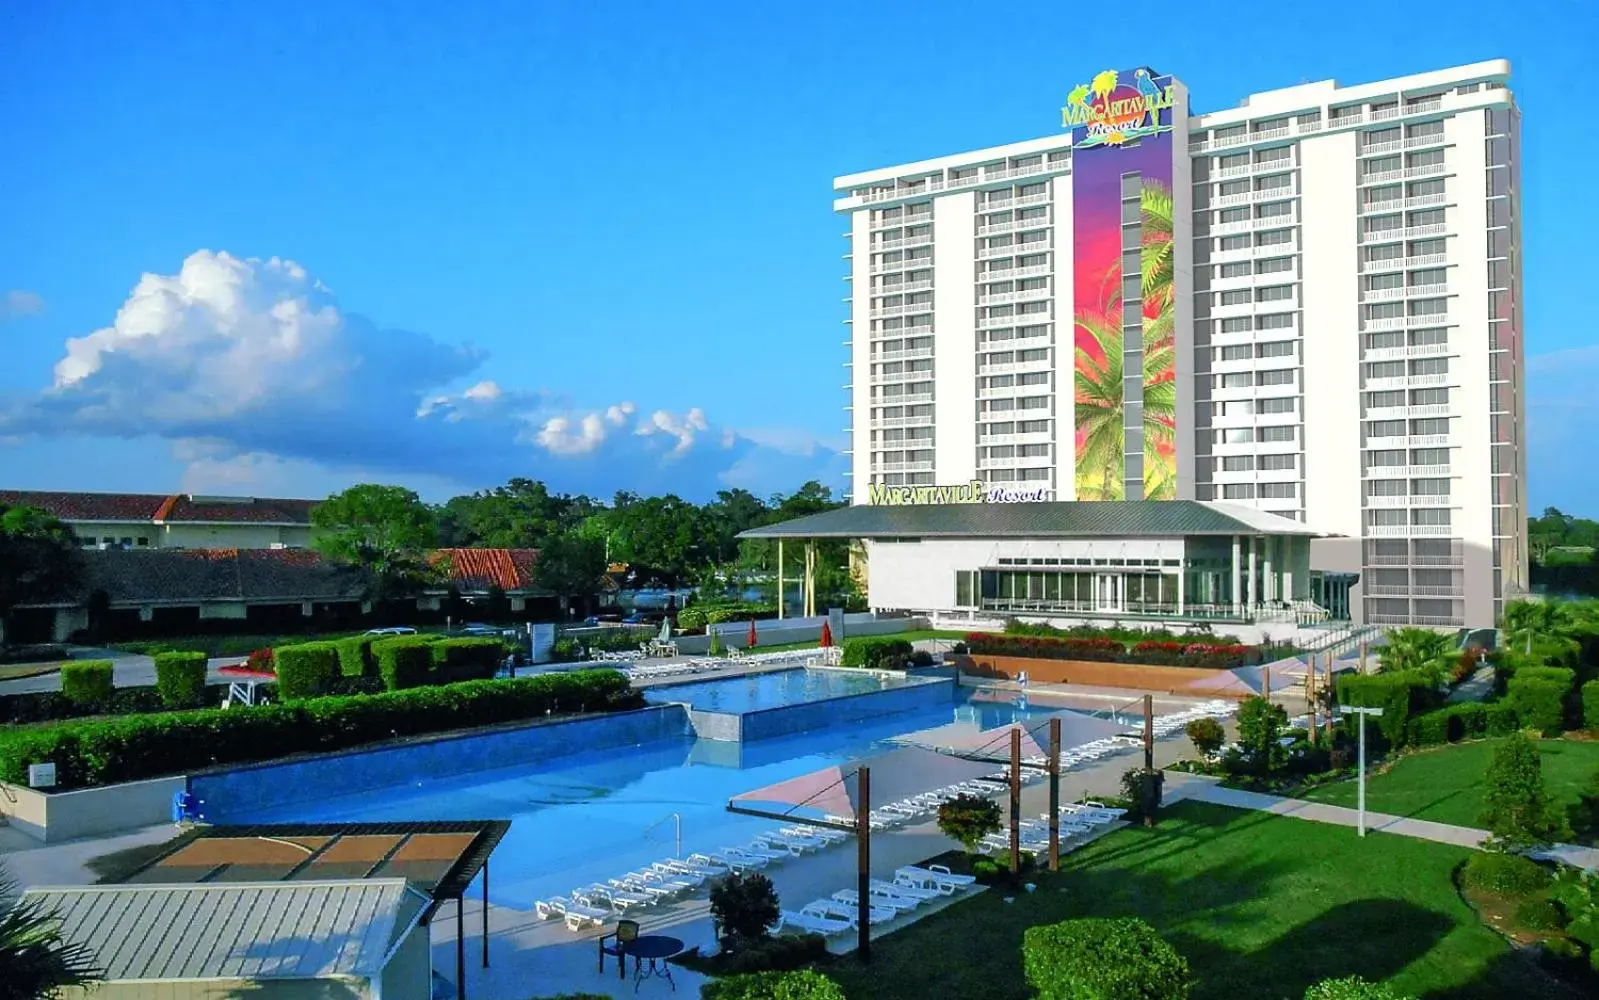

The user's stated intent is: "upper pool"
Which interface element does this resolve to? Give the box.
[643,666,939,714]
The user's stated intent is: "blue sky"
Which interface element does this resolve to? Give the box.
[0,1,1590,511]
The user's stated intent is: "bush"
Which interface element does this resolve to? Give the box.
[1482,733,1569,848]
[972,850,1036,884]
[1552,868,1599,950]
[59,660,113,706]
[1509,667,1576,735]
[1184,716,1226,757]
[333,636,377,679]
[374,638,435,691]
[1403,703,1492,747]
[679,933,829,977]
[1022,917,1192,1000]
[838,637,913,670]
[937,793,1002,853]
[708,871,780,948]
[1513,897,1566,931]
[1303,976,1414,999]
[1462,851,1553,897]
[964,632,1261,668]
[1231,696,1289,776]
[272,642,340,700]
[1336,672,1438,749]
[431,638,504,684]
[0,669,639,790]
[1121,768,1164,823]
[700,970,846,1000]
[1485,702,1521,737]
[1582,679,1599,731]
[246,648,275,673]
[152,651,208,708]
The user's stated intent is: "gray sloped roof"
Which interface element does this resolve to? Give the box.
[20,879,423,982]
[738,499,1329,540]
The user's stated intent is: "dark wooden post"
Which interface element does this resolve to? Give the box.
[1307,659,1318,745]
[1142,694,1155,771]
[1009,728,1022,879]
[857,766,871,961]
[1048,716,1061,872]
[456,897,466,1000]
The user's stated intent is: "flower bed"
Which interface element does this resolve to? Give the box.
[963,632,1261,669]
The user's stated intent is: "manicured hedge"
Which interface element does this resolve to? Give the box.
[60,661,113,706]
[1508,666,1575,735]
[1022,916,1192,1000]
[373,637,435,691]
[1402,702,1519,747]
[1583,679,1599,731]
[272,642,340,700]
[333,636,377,679]
[0,670,638,790]
[431,637,503,683]
[1335,671,1441,749]
[964,632,1260,669]
[153,651,208,708]
[1303,977,1413,1000]
[700,970,847,1000]
[677,602,778,631]
[1462,851,1551,896]
[839,636,913,669]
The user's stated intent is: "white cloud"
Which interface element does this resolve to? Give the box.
[0,250,843,500]
[0,290,45,321]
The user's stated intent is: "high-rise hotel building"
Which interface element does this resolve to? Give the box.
[835,60,1525,628]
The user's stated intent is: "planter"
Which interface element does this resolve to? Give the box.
[954,653,1237,695]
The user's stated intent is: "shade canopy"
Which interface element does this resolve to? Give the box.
[1184,665,1302,696]
[900,709,1130,762]
[728,746,1004,825]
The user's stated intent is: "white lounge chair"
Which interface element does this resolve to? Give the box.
[703,851,762,873]
[651,861,706,884]
[720,846,775,867]
[575,885,651,913]
[535,896,610,930]
[781,825,846,845]
[777,907,852,936]
[870,877,938,902]
[834,887,918,913]
[611,877,675,902]
[812,897,896,925]
[674,855,732,877]
[896,864,976,890]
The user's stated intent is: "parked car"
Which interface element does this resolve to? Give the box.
[622,611,664,625]
[365,626,418,636]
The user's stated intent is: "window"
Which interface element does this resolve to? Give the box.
[1367,509,1407,527]
[1409,267,1447,286]
[1258,340,1295,358]
[1259,397,1296,414]
[1259,453,1296,471]
[1410,297,1448,316]
[1218,289,1252,306]
[1257,200,1293,220]
[1257,369,1296,386]
[1368,420,1407,437]
[1411,417,1450,435]
[1410,238,1447,257]
[1365,272,1404,291]
[1223,484,1256,500]
[1365,126,1402,146]
[1410,327,1448,347]
[1366,390,1406,408]
[1413,508,1452,526]
[1257,313,1295,330]
[1365,243,1403,263]
[1259,483,1297,499]
[1259,425,1297,442]
[1256,229,1293,247]
[1407,177,1446,198]
[1366,479,1407,497]
[1412,448,1450,465]
[1408,208,1446,228]
[1217,428,1255,444]
[1365,331,1404,350]
[1219,179,1250,197]
[1365,302,1404,320]
[1365,155,1402,176]
[136,537,149,546]
[1256,174,1292,193]
[956,571,977,607]
[1257,257,1295,274]
[1412,478,1451,496]
[1218,261,1252,278]
[1406,149,1445,169]
[1219,207,1250,224]
[1218,373,1253,389]
[1219,317,1252,333]
[1216,344,1252,361]
[1222,455,1255,471]
[1219,235,1251,251]
[1257,284,1293,302]
[1366,449,1406,467]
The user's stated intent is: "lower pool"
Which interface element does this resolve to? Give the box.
[642,666,937,714]
[211,689,1143,912]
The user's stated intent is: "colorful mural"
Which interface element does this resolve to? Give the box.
[1068,68,1178,501]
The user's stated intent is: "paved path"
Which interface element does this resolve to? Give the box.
[1447,665,1496,703]
[0,652,249,696]
[1173,774,1599,870]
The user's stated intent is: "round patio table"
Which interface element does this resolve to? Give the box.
[623,935,683,992]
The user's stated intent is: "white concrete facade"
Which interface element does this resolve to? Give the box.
[836,60,1526,629]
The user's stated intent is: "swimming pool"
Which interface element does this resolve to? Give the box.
[210,689,1136,912]
[643,666,937,714]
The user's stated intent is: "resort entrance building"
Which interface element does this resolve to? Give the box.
[740,499,1339,629]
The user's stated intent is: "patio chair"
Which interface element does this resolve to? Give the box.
[895,864,977,890]
[777,908,852,936]
[598,918,640,975]
[833,887,917,915]
[870,877,939,902]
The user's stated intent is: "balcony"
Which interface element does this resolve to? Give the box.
[979,237,1050,259]
[1362,463,1452,479]
[1363,315,1408,332]
[984,263,1052,281]
[869,303,933,319]
[875,233,934,252]
[1361,169,1404,185]
[1404,224,1449,239]
[1328,113,1365,128]
[979,288,1052,306]
[1364,374,1451,393]
[1371,107,1403,122]
[870,258,932,275]
[1365,494,1453,508]
[875,347,935,363]
[1405,131,1446,149]
[979,356,1053,374]
[876,278,934,295]
[1407,283,1448,297]
[1407,433,1452,447]
[1360,252,1448,274]
[1411,584,1465,597]
[1360,140,1404,156]
[871,213,932,231]
[872,414,935,428]
[1406,99,1444,115]
[1405,162,1447,179]
[1365,403,1453,421]
[1253,126,1291,142]
[875,460,935,473]
[978,217,1051,237]
[1215,192,1254,208]
[1406,193,1448,209]
[1217,164,1252,179]
[874,367,934,384]
[1361,199,1403,215]
[980,431,1053,446]
[1412,553,1464,566]
[1366,524,1456,537]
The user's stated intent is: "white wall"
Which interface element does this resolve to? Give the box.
[850,208,873,500]
[1447,109,1496,627]
[1049,174,1076,500]
[1170,79,1197,500]
[932,190,977,483]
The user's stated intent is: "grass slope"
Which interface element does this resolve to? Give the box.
[1301,738,1599,841]
[824,801,1578,1000]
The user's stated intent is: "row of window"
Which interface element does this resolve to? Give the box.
[1211,146,1293,171]
[1219,454,1297,472]
[1366,478,1451,497]
[995,557,1181,567]
[1368,418,1451,437]
[1213,340,1296,362]
[1210,256,1296,280]
[1362,267,1449,292]
[1362,178,1447,206]
[1214,284,1294,307]
[1364,328,1448,352]
[1215,228,1296,252]
[1216,313,1296,334]
[1211,175,1293,199]
[1220,483,1298,500]
[980,419,1052,436]
[1213,200,1295,225]
[983,443,1052,459]
[1362,298,1449,321]
[1212,397,1298,416]
[1215,426,1298,444]
[1366,447,1451,468]
[1366,509,1453,526]
[1365,388,1450,408]
[1214,368,1297,388]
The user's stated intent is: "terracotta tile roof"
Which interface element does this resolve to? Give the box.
[0,491,317,525]
[76,549,365,605]
[431,548,539,593]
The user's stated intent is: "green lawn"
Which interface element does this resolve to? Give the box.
[1300,738,1599,840]
[824,801,1579,1000]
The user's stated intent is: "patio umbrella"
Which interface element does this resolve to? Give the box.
[659,618,673,642]
[748,618,759,648]
[819,620,834,648]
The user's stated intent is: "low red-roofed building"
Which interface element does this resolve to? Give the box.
[0,490,317,551]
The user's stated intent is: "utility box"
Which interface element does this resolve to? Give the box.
[28,763,56,789]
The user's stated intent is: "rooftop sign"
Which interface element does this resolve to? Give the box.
[866,480,1049,506]
[1061,68,1175,150]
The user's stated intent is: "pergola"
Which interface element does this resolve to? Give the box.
[115,819,509,1000]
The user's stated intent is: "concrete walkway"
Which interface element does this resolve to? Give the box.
[1447,665,1496,704]
[1172,774,1599,870]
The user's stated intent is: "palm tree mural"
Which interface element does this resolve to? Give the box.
[1076,179,1178,499]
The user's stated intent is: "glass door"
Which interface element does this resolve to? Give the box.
[1095,573,1122,613]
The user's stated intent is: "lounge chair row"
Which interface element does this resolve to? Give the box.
[780,864,979,936]
[1147,700,1234,738]
[975,801,1129,856]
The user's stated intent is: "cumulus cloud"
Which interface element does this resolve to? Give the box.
[0,251,843,499]
[0,290,46,321]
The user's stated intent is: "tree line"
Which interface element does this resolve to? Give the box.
[1529,507,1599,597]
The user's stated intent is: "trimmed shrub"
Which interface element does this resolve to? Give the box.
[374,637,435,691]
[937,793,1002,853]
[1482,732,1569,848]
[246,648,275,673]
[679,933,830,977]
[1403,702,1491,747]
[1485,702,1521,737]
[700,970,846,1000]
[1336,672,1437,749]
[59,660,113,706]
[972,850,1036,884]
[1461,850,1552,897]
[272,642,340,700]
[1185,716,1226,757]
[1022,916,1191,1000]
[1508,669,1574,735]
[431,638,503,684]
[153,651,208,708]
[1582,679,1599,731]
[708,871,780,948]
[1303,976,1413,1000]
[333,636,377,678]
[1512,897,1565,931]
[0,669,638,790]
[966,632,1261,669]
[838,636,913,669]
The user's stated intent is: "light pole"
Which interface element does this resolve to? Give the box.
[1338,704,1385,836]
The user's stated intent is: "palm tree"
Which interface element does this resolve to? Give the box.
[0,866,100,1000]
[1377,627,1454,681]
[1074,313,1178,501]
[1503,599,1582,661]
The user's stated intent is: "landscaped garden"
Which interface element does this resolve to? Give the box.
[958,619,1297,670]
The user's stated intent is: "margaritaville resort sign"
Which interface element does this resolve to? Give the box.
[867,481,1050,506]
[1061,67,1176,149]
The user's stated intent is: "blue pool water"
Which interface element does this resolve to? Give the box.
[643,667,937,714]
[213,689,1142,912]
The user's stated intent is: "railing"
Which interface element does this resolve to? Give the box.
[869,258,932,274]
[1405,162,1447,178]
[875,279,934,295]
[1360,140,1404,156]
[875,233,934,252]
[1405,131,1446,148]
[871,213,932,231]
[1361,169,1404,185]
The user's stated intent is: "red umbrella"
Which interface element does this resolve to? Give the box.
[819,620,834,648]
[748,618,759,648]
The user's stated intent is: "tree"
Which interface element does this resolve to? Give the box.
[1376,628,1454,682]
[0,864,101,1000]
[1481,732,1568,849]
[937,793,1002,854]
[604,495,709,586]
[0,504,83,638]
[534,530,607,619]
[707,871,779,951]
[1184,717,1226,758]
[311,485,440,600]
[1231,696,1289,777]
[1022,916,1192,1000]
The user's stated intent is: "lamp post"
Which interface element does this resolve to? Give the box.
[1338,704,1385,836]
